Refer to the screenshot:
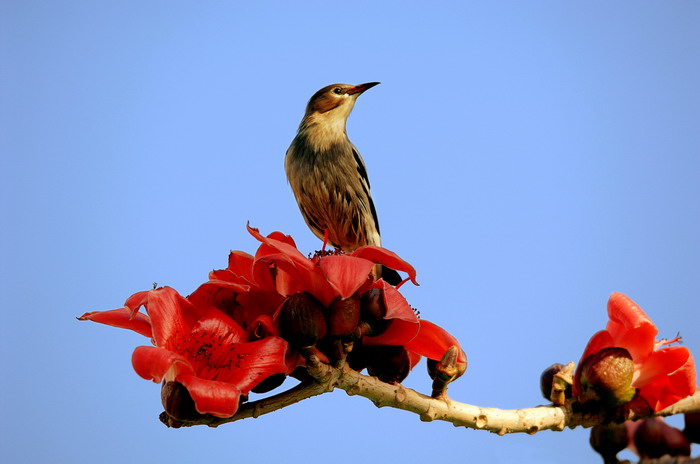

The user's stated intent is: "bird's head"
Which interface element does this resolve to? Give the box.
[303,82,380,124]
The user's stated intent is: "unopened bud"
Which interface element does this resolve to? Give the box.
[540,362,573,405]
[250,373,287,394]
[278,292,327,348]
[634,417,691,459]
[161,381,204,422]
[580,347,636,406]
[540,363,562,401]
[359,288,389,336]
[346,342,368,371]
[428,345,467,399]
[683,411,700,444]
[589,422,628,463]
[328,294,361,337]
[366,345,411,384]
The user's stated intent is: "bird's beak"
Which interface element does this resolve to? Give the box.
[346,82,380,95]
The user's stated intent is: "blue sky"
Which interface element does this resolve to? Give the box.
[2,1,698,462]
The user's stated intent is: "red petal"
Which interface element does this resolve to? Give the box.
[404,319,467,364]
[131,345,194,382]
[78,308,152,338]
[606,292,657,363]
[251,255,278,291]
[363,281,420,346]
[254,253,306,296]
[144,287,203,347]
[380,281,418,322]
[318,255,374,299]
[248,314,278,338]
[364,318,420,346]
[635,346,696,411]
[207,270,252,288]
[232,290,285,326]
[266,231,299,248]
[175,373,242,418]
[293,270,339,307]
[247,224,313,271]
[209,336,290,393]
[124,290,150,316]
[227,250,256,283]
[188,280,250,310]
[190,308,248,346]
[351,246,418,286]
[407,350,422,369]
[256,253,339,306]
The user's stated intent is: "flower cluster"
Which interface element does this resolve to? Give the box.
[573,292,696,412]
[79,225,466,421]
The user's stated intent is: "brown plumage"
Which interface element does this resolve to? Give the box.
[285,82,381,252]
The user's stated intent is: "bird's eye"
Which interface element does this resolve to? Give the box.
[332,87,342,95]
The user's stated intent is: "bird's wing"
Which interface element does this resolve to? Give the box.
[351,146,381,237]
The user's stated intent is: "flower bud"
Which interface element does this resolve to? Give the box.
[365,345,411,384]
[250,373,287,394]
[428,346,468,399]
[589,422,628,463]
[277,292,327,348]
[580,347,636,406]
[540,362,573,405]
[665,426,692,457]
[359,288,389,336]
[683,411,700,444]
[328,294,361,337]
[161,381,204,422]
[634,417,691,459]
[540,363,562,400]
[427,346,467,381]
[347,343,369,372]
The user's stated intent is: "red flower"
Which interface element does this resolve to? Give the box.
[80,225,467,420]
[186,225,418,332]
[241,225,464,368]
[187,225,459,365]
[573,292,696,411]
[246,224,418,306]
[79,286,289,418]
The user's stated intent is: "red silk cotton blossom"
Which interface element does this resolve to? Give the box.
[80,225,466,419]
[573,292,696,412]
[79,287,290,418]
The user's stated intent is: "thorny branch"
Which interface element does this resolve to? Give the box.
[162,355,700,435]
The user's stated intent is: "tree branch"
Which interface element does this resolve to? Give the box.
[307,358,700,435]
[164,357,700,433]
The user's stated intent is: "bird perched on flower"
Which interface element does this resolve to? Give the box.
[285,82,401,285]
[285,82,381,251]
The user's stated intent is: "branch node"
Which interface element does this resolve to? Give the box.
[420,405,437,422]
[475,414,488,429]
[345,384,361,396]
[395,385,407,404]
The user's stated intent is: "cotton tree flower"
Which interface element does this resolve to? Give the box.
[574,292,696,412]
[80,225,467,420]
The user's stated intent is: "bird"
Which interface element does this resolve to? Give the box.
[285,82,381,251]
[285,82,401,284]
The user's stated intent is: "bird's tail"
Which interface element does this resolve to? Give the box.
[379,265,402,286]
